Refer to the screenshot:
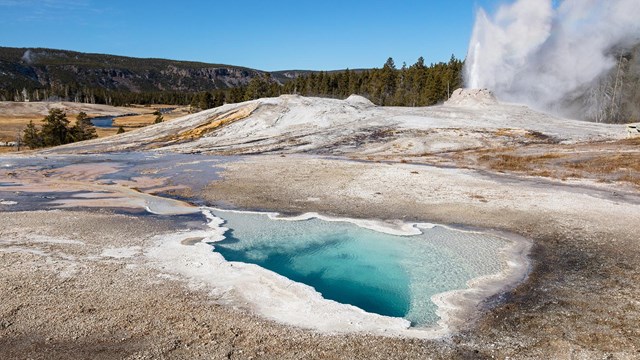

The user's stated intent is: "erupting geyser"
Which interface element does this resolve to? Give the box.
[464,0,640,119]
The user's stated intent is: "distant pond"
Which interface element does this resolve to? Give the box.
[90,116,116,128]
[90,109,173,128]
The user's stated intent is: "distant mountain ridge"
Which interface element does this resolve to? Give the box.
[0,46,310,94]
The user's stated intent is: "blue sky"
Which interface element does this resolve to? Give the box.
[0,0,502,71]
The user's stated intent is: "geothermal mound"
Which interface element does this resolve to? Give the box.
[445,88,498,107]
[345,94,375,108]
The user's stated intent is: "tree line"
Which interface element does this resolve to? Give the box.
[276,56,463,106]
[3,56,464,111]
[222,56,463,108]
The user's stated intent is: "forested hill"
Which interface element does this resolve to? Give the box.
[0,46,464,109]
[0,46,277,97]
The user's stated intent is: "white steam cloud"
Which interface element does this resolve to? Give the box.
[465,0,640,118]
[21,49,34,64]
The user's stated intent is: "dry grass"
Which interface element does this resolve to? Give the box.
[476,147,640,187]
[617,137,640,146]
[619,174,640,186]
[0,146,19,154]
[566,154,640,174]
[113,110,186,128]
[479,153,565,172]
[95,128,120,138]
[564,154,640,186]
[112,114,157,127]
[0,116,42,142]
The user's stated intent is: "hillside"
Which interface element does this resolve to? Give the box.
[0,47,296,97]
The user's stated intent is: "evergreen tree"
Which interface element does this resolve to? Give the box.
[244,75,270,101]
[198,92,214,110]
[228,87,245,103]
[117,126,125,134]
[153,110,164,124]
[22,120,43,148]
[40,109,71,146]
[70,111,98,141]
[213,91,226,107]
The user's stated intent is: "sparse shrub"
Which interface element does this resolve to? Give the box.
[153,110,163,124]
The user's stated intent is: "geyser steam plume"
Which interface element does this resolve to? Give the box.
[465,0,640,120]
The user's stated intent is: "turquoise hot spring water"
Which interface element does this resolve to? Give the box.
[209,209,510,327]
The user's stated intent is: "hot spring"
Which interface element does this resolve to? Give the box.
[208,209,515,327]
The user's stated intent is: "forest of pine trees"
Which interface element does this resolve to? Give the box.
[2,56,464,111]
[239,56,464,107]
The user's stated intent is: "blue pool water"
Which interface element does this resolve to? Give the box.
[210,209,509,327]
[90,116,115,128]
